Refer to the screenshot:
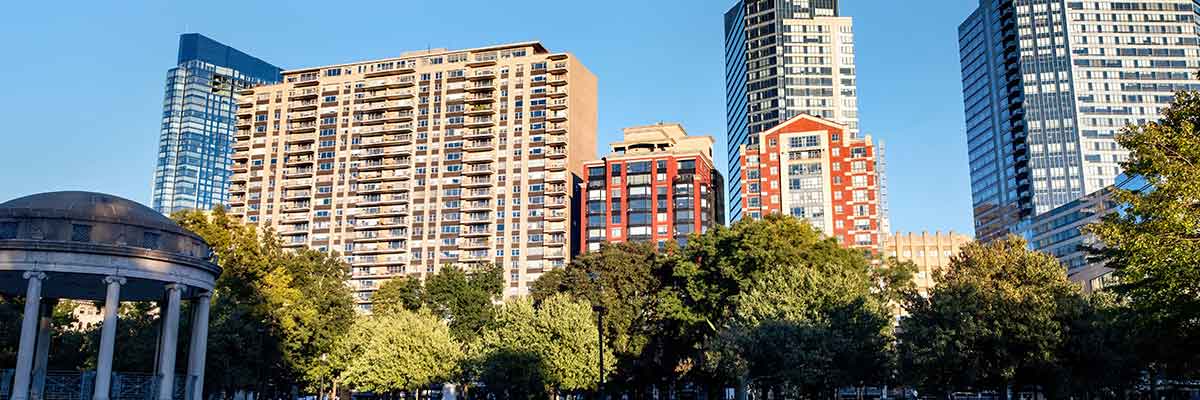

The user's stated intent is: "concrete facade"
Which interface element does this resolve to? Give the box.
[228,41,597,305]
[882,231,974,297]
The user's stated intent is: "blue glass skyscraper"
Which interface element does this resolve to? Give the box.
[958,0,1200,241]
[152,33,281,214]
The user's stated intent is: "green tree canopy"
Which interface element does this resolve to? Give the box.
[336,310,463,395]
[898,236,1079,397]
[369,275,424,317]
[1086,89,1200,378]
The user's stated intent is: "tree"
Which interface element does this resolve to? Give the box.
[1085,88,1200,380]
[472,294,609,398]
[370,276,424,317]
[530,241,693,395]
[423,263,503,341]
[173,207,355,397]
[898,236,1078,398]
[336,310,463,396]
[707,215,891,398]
[277,248,357,391]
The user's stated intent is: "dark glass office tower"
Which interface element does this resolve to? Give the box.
[152,33,281,214]
[724,0,857,221]
[958,0,1200,241]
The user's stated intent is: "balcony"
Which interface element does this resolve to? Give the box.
[360,134,412,147]
[284,168,314,178]
[283,190,311,200]
[356,170,412,182]
[353,242,409,254]
[546,172,567,183]
[463,140,494,152]
[356,146,412,159]
[283,178,314,188]
[288,88,320,99]
[463,153,494,164]
[352,254,410,266]
[463,177,492,187]
[462,227,492,237]
[357,193,411,206]
[230,174,248,183]
[357,158,412,171]
[466,104,494,115]
[548,123,567,134]
[546,160,567,171]
[548,98,568,110]
[464,165,493,175]
[546,209,567,221]
[466,93,494,103]
[354,230,409,243]
[547,146,567,158]
[550,61,568,73]
[362,75,416,89]
[363,88,416,100]
[357,205,410,218]
[358,182,411,194]
[547,184,567,195]
[353,217,409,231]
[288,122,317,133]
[547,133,567,145]
[282,202,311,212]
[548,111,567,122]
[468,70,496,81]
[285,144,315,154]
[464,117,494,128]
[290,99,319,111]
[546,195,568,208]
[463,200,491,211]
[463,129,493,139]
[461,238,491,250]
[285,156,315,166]
[356,100,415,112]
[466,81,495,92]
[462,188,491,199]
[547,88,567,98]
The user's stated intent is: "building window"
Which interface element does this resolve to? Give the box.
[0,222,17,239]
[71,224,91,242]
[142,232,161,250]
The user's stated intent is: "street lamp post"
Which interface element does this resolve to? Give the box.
[589,272,605,400]
[593,304,605,400]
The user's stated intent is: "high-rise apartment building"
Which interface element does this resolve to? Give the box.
[580,123,725,250]
[738,114,882,250]
[958,0,1200,241]
[882,231,973,298]
[228,42,597,305]
[724,0,859,221]
[153,33,281,214]
[1024,174,1149,292]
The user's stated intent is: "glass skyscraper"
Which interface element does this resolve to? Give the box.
[958,0,1200,241]
[724,0,859,221]
[152,33,281,214]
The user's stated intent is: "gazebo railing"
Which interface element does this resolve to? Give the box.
[1,369,185,400]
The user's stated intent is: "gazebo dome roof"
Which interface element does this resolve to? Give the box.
[0,191,199,240]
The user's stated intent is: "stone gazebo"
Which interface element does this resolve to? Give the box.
[0,192,221,400]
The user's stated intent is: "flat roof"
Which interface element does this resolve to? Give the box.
[281,41,550,74]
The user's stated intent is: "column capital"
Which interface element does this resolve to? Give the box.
[104,276,127,285]
[164,283,186,292]
[195,290,213,300]
[23,271,47,281]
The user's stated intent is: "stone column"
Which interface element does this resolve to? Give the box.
[185,292,212,400]
[11,271,47,400]
[30,298,59,400]
[93,276,125,400]
[157,283,184,400]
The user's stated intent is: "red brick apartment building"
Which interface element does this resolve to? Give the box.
[737,114,883,250]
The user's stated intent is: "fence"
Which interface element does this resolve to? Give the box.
[0,369,185,400]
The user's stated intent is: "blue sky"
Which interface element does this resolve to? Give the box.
[0,0,979,236]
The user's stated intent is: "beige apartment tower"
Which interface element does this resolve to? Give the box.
[882,231,973,297]
[229,42,597,308]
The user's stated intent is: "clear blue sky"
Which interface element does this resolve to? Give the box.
[0,0,979,236]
